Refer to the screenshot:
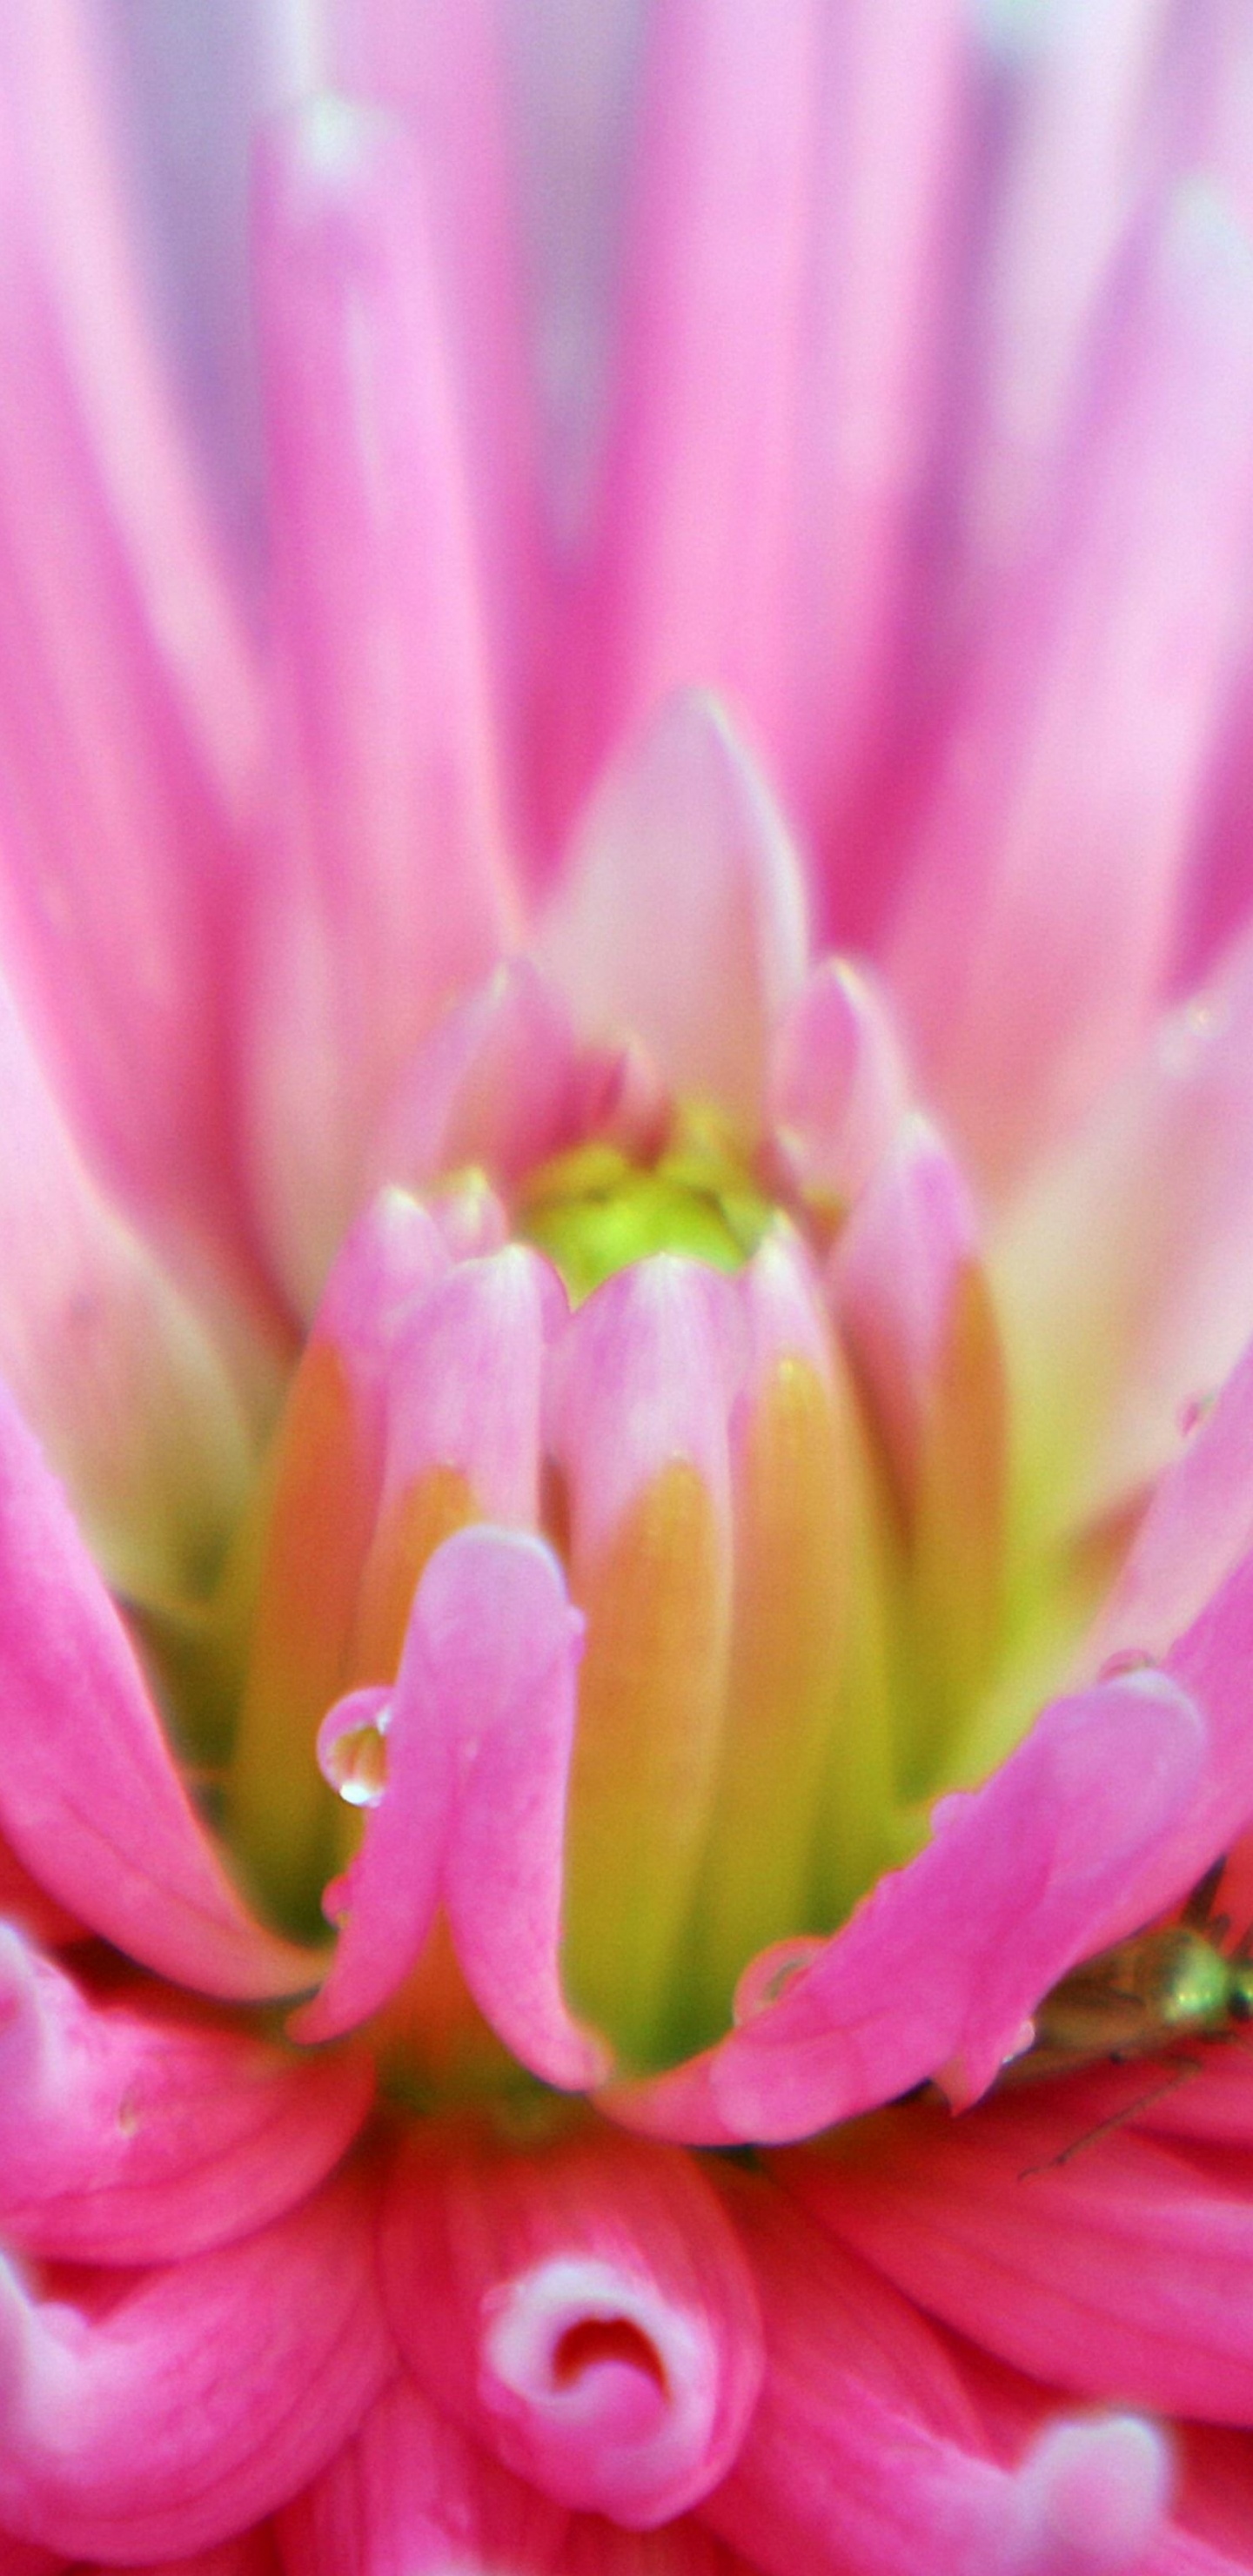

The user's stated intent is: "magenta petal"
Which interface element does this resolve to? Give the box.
[381,2123,764,2530]
[248,97,515,1305]
[1082,1331,1253,1678]
[439,1529,607,2089]
[540,693,808,1128]
[275,2374,567,2576]
[382,1248,557,1530]
[0,1928,373,2262]
[609,1669,1204,2143]
[0,2172,393,2561]
[0,1382,312,2000]
[790,2085,1253,2425]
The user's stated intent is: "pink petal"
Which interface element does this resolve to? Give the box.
[380,1248,558,1534]
[439,1532,607,2089]
[995,926,1253,1527]
[788,2083,1253,2424]
[606,1667,1205,2142]
[0,2172,393,2562]
[1080,1330,1253,1680]
[0,1,264,1270]
[767,958,910,1216]
[247,97,515,1307]
[539,693,808,1130]
[322,0,553,871]
[274,2374,567,2576]
[381,2121,764,2529]
[580,1,821,785]
[889,185,1253,1190]
[368,959,580,1201]
[0,1379,313,2000]
[0,967,253,1605]
[298,1526,600,2090]
[547,1252,736,1571]
[706,2176,1170,2576]
[75,2532,280,2576]
[0,1928,372,2262]
[787,0,971,920]
[830,1115,980,1503]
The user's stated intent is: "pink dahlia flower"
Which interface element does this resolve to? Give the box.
[7,0,1253,2568]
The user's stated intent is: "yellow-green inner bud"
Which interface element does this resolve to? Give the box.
[517,1110,774,1302]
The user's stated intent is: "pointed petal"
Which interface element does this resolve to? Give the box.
[381,2121,763,2529]
[1080,1330,1253,1680]
[581,0,822,775]
[791,2085,1253,2425]
[0,968,252,1606]
[890,187,1253,1188]
[831,1116,979,1502]
[0,1381,312,1999]
[368,959,579,1200]
[995,929,1253,1530]
[0,2172,393,2562]
[248,97,515,1305]
[606,1668,1205,2142]
[0,1928,372,2262]
[540,694,808,1129]
[767,959,909,1218]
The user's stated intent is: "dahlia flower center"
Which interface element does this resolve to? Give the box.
[517,1109,774,1300]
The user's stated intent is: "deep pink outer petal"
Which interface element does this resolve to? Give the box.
[0,1927,373,2262]
[381,2123,764,2530]
[606,1669,1204,2143]
[704,2177,1173,2576]
[274,2374,568,2576]
[0,2170,392,2562]
[787,2084,1253,2426]
[0,1380,313,2000]
[79,2537,280,2576]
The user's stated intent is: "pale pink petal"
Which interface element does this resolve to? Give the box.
[381,2123,764,2528]
[831,1114,980,1501]
[546,1251,736,1570]
[605,1668,1205,2142]
[0,1928,372,2262]
[962,0,1170,590]
[889,185,1253,1190]
[0,2172,393,2562]
[539,693,808,1130]
[0,967,253,1604]
[247,96,516,1308]
[0,2,264,1270]
[995,926,1253,1527]
[766,958,910,1216]
[381,1248,558,1531]
[274,2373,567,2575]
[580,0,821,785]
[787,0,971,913]
[789,2084,1253,2424]
[323,0,554,869]
[706,2177,1169,2576]
[1080,1331,1253,1679]
[0,1380,313,2001]
[368,959,580,1201]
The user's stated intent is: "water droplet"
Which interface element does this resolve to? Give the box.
[733,1936,827,2025]
[1096,1647,1156,1683]
[1178,1387,1217,1438]
[325,1721,389,1808]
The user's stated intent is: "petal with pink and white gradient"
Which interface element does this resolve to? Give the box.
[0,2172,393,2562]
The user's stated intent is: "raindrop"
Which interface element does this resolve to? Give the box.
[324,1721,389,1808]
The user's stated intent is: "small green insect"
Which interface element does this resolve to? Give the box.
[1010,1860,1253,2166]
